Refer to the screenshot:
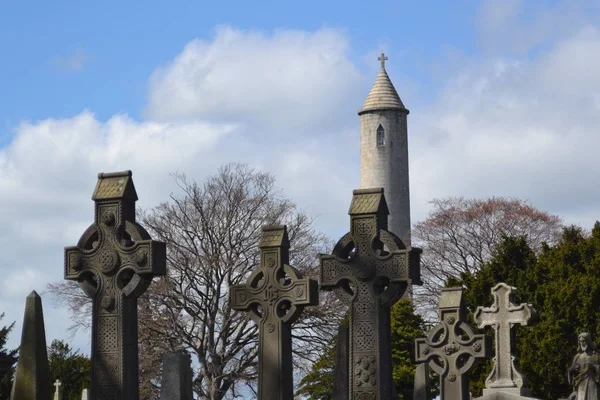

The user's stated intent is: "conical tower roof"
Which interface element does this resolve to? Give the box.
[359,53,408,115]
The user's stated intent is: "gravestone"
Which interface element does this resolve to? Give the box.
[320,188,422,400]
[10,291,51,400]
[159,352,193,400]
[413,363,429,400]
[53,380,63,400]
[81,389,89,400]
[474,283,533,398]
[230,225,318,400]
[64,171,167,400]
[415,287,490,400]
[332,320,349,400]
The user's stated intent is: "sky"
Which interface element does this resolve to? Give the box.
[1,0,600,363]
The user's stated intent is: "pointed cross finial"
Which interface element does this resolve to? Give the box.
[378,51,388,69]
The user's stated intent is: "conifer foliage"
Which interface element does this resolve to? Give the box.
[0,313,17,400]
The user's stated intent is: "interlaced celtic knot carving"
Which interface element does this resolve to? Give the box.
[415,287,490,400]
[230,225,318,400]
[64,171,166,400]
[320,188,422,399]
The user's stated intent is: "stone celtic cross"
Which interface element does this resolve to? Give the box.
[230,225,318,400]
[474,283,533,396]
[65,171,166,400]
[320,188,421,400]
[415,287,490,400]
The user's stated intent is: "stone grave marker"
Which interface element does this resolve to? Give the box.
[10,291,51,400]
[64,171,166,400]
[160,351,193,400]
[474,283,534,398]
[415,287,490,400]
[320,188,421,399]
[230,225,318,400]
[53,380,63,400]
[81,389,89,400]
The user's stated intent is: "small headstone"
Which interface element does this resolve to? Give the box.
[80,389,89,400]
[159,352,193,400]
[10,291,51,400]
[413,363,429,400]
[415,287,490,400]
[320,188,422,399]
[473,283,534,398]
[64,171,167,400]
[230,225,318,400]
[53,379,63,400]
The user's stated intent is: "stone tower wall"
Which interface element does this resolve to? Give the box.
[359,109,411,244]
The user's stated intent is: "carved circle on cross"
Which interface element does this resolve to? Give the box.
[97,249,120,274]
[102,211,116,227]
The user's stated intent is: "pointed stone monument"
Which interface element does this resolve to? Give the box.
[53,380,62,400]
[473,283,538,400]
[320,188,421,399]
[230,225,318,400]
[10,291,51,400]
[159,352,193,400]
[415,287,490,400]
[64,171,167,399]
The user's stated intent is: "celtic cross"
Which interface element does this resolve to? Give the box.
[415,287,490,400]
[378,52,388,69]
[320,188,421,400]
[474,283,532,396]
[64,171,166,400]
[230,225,318,400]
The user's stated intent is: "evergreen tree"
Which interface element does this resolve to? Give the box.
[0,313,17,400]
[456,224,600,400]
[47,339,90,400]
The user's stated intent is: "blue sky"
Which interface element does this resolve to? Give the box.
[1,0,600,382]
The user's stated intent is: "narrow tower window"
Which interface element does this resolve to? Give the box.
[377,125,385,146]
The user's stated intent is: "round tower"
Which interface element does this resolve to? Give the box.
[358,53,411,244]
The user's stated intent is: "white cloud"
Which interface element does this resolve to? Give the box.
[145,25,363,132]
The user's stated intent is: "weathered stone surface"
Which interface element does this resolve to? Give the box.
[332,320,349,400]
[413,363,429,400]
[320,188,421,399]
[53,380,62,400]
[159,352,193,400]
[567,332,600,400]
[474,283,533,396]
[64,171,166,400]
[230,225,318,400]
[10,291,51,400]
[415,287,490,400]
[80,389,89,400]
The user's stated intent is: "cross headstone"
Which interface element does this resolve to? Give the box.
[81,389,89,400]
[53,379,63,400]
[378,52,388,69]
[10,291,51,400]
[230,225,318,400]
[415,287,490,400]
[474,283,533,396]
[320,188,422,400]
[64,171,167,400]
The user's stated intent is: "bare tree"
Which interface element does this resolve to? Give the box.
[47,163,341,400]
[412,197,562,319]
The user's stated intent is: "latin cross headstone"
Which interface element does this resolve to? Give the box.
[415,287,490,400]
[64,171,166,400]
[378,52,388,69]
[10,291,51,400]
[230,225,318,400]
[474,283,533,397]
[53,379,63,400]
[159,352,193,400]
[320,188,422,400]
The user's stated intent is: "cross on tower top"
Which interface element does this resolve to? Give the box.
[378,52,388,69]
